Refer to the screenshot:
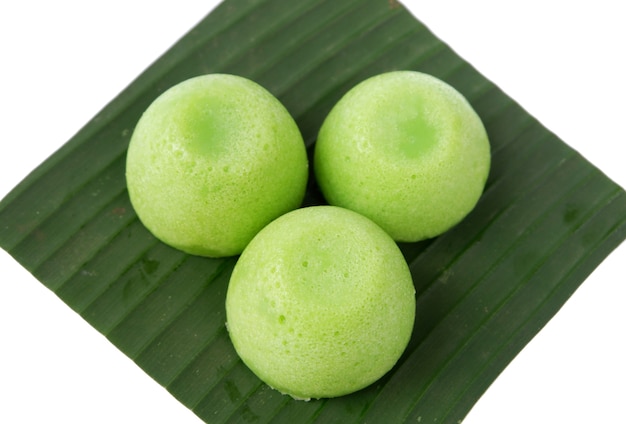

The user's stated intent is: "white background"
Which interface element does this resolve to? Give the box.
[1,1,624,423]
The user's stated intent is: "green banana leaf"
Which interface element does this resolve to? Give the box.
[1,0,625,423]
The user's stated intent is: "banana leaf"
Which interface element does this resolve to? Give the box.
[1,0,625,423]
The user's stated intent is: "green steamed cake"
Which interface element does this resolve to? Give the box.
[314,70,491,242]
[225,206,416,400]
[126,74,308,257]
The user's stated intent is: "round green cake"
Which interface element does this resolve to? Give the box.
[314,70,490,242]
[225,206,416,400]
[126,74,308,257]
